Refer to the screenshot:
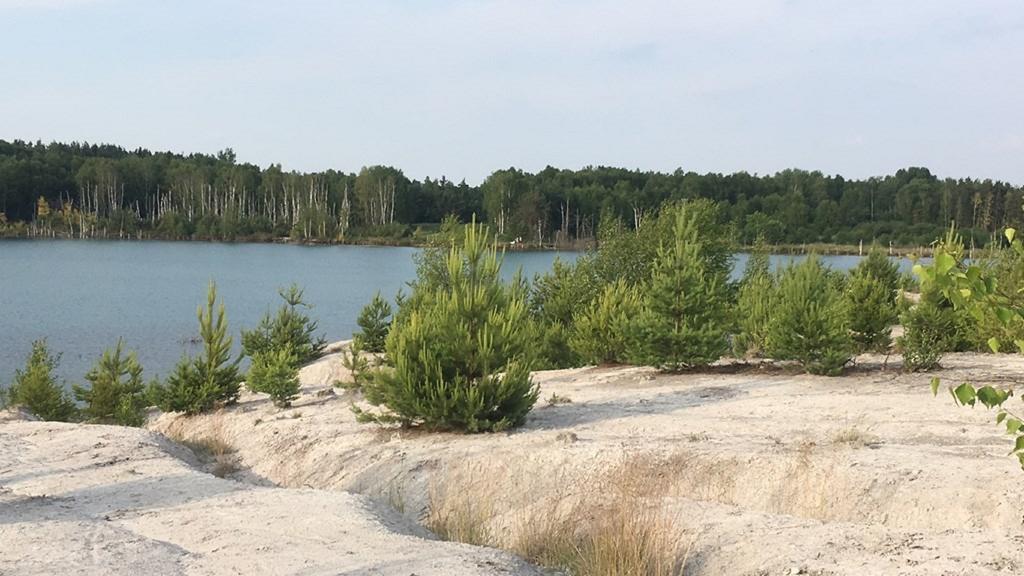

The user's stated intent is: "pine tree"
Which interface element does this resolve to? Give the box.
[247,347,301,407]
[569,279,642,365]
[72,340,147,426]
[734,240,775,358]
[241,284,326,366]
[632,207,732,371]
[353,292,393,353]
[359,219,538,432]
[845,248,900,352]
[158,283,242,415]
[8,340,76,421]
[766,257,852,375]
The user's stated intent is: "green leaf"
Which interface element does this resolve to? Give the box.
[976,386,1009,409]
[996,411,1008,424]
[952,383,977,407]
[1007,418,1023,435]
[930,377,941,396]
[1009,435,1024,456]
[995,307,1014,326]
[935,252,956,274]
[1006,228,1016,243]
[988,337,1001,354]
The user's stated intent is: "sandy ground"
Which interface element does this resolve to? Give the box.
[5,344,1024,575]
[0,419,540,575]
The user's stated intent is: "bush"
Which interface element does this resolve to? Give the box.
[339,339,372,389]
[845,248,900,353]
[72,340,147,426]
[845,273,898,352]
[766,257,852,375]
[354,292,393,353]
[569,279,642,365]
[733,246,775,358]
[631,206,732,370]
[158,283,243,415]
[8,340,76,421]
[529,257,601,369]
[359,219,539,432]
[247,347,301,407]
[242,284,326,366]
[898,293,959,371]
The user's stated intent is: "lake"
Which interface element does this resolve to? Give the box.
[0,240,920,384]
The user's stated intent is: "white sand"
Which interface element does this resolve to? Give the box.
[5,346,1024,575]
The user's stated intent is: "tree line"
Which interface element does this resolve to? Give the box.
[1,138,1022,247]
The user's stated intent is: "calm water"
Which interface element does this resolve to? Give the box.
[0,240,917,384]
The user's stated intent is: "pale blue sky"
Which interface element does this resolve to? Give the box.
[1,0,1022,184]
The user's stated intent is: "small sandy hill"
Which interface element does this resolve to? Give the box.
[0,420,540,576]
[147,347,1024,575]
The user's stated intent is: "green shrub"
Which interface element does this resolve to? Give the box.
[247,347,301,407]
[528,257,601,369]
[242,284,326,366]
[72,340,147,426]
[8,340,76,421]
[898,292,960,371]
[844,248,900,353]
[631,207,732,371]
[569,279,642,365]
[354,292,393,353]
[339,339,372,389]
[158,283,243,415]
[359,219,538,432]
[733,247,775,358]
[766,257,852,375]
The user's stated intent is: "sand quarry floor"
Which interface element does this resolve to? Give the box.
[3,344,1024,575]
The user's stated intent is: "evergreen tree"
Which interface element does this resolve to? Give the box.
[8,340,76,421]
[359,219,538,432]
[632,207,732,371]
[734,243,776,358]
[242,284,326,366]
[845,272,898,353]
[247,347,301,407]
[353,292,393,353]
[569,279,642,365]
[158,283,242,415]
[766,257,852,375]
[72,340,147,426]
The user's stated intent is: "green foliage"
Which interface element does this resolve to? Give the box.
[569,280,642,365]
[631,207,732,371]
[733,244,775,358]
[529,257,602,369]
[339,339,372,389]
[8,340,76,422]
[354,292,393,353]
[359,219,539,432]
[241,284,326,366]
[847,278,897,354]
[898,293,959,371]
[766,257,852,375]
[247,347,301,408]
[920,225,1024,469]
[158,283,243,415]
[72,340,147,426]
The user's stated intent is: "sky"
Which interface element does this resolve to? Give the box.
[1,0,1022,184]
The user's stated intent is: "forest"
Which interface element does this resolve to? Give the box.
[1,139,1021,248]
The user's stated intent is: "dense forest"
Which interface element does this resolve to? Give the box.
[1,139,1021,248]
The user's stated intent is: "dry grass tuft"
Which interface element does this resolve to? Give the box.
[831,427,880,449]
[428,455,690,576]
[164,420,239,478]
